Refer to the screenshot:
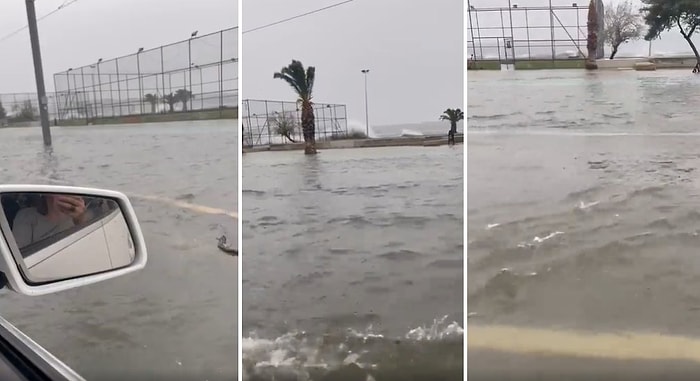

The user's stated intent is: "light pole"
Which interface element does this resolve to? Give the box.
[189,31,198,98]
[137,47,144,114]
[25,0,51,146]
[194,64,203,109]
[96,58,104,118]
[66,68,73,119]
[361,69,370,138]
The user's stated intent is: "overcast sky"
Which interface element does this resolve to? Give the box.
[243,0,464,128]
[467,0,694,59]
[0,0,236,94]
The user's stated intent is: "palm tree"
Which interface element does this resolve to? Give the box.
[175,89,194,112]
[273,60,317,154]
[162,93,177,113]
[143,93,158,113]
[440,108,464,134]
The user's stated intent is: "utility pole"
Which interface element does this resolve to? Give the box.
[25,0,51,146]
[361,69,370,138]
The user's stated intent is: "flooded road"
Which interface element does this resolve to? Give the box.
[242,146,463,380]
[0,120,237,380]
[468,69,700,378]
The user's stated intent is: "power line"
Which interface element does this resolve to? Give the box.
[243,0,355,34]
[0,0,80,44]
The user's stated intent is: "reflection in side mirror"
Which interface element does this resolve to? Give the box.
[0,192,136,285]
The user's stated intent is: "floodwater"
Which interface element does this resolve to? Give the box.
[468,69,700,378]
[0,120,237,380]
[242,146,464,380]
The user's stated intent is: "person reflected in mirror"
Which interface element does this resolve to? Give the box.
[1,195,20,230]
[11,194,87,248]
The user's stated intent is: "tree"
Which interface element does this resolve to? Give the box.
[175,89,193,112]
[603,0,644,59]
[274,60,317,154]
[0,101,5,119]
[440,108,464,134]
[11,101,36,121]
[642,0,700,71]
[143,93,158,113]
[586,0,600,69]
[273,112,298,143]
[162,93,177,113]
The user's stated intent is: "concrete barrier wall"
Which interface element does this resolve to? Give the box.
[257,134,464,153]
[2,121,41,128]
[59,107,238,126]
[596,58,647,70]
[469,56,698,71]
[654,57,696,68]
[598,57,696,70]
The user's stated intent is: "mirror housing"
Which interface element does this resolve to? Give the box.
[0,185,147,296]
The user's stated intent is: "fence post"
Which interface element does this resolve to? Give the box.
[108,73,115,117]
[97,62,104,118]
[160,46,165,113]
[265,100,271,145]
[80,67,88,123]
[219,30,224,116]
[52,75,59,124]
[549,0,556,61]
[115,58,123,117]
[137,51,143,115]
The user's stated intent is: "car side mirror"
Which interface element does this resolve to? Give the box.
[0,185,147,296]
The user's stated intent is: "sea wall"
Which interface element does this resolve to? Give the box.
[468,56,700,71]
[244,134,464,153]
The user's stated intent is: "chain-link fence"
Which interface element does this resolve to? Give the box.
[53,27,237,122]
[242,99,348,148]
[467,0,604,64]
[0,93,59,126]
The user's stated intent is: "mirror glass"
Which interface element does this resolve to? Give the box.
[0,192,135,284]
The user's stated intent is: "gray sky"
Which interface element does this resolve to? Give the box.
[243,0,464,128]
[0,0,236,94]
[467,0,694,59]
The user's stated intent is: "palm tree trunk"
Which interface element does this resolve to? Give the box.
[585,0,599,70]
[450,121,457,134]
[301,101,317,154]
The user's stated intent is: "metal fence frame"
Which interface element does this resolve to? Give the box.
[467,0,604,62]
[242,99,348,148]
[53,27,237,122]
[0,93,59,125]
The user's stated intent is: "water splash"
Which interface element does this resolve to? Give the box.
[242,317,463,381]
[533,231,564,243]
[404,315,464,341]
[578,200,600,210]
[347,118,376,138]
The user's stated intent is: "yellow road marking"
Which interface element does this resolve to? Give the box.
[25,178,237,218]
[129,194,238,219]
[469,325,700,363]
